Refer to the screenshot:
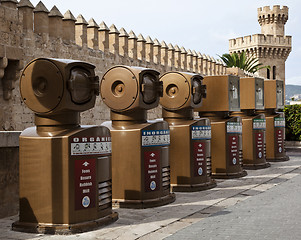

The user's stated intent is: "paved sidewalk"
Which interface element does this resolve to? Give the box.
[167,153,301,240]
[0,150,300,240]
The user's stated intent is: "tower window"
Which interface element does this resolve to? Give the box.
[273,66,276,79]
[267,68,270,79]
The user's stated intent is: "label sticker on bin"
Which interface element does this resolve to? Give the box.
[276,128,284,154]
[226,122,242,134]
[144,150,160,192]
[74,159,96,210]
[71,136,111,155]
[228,135,239,165]
[191,126,211,140]
[142,130,170,147]
[274,117,285,127]
[253,119,266,130]
[255,132,264,159]
[193,141,206,176]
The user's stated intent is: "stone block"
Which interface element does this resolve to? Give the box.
[0,147,19,218]
[0,44,4,57]
[0,18,9,32]
[0,32,9,45]
[10,34,22,48]
[0,131,21,147]
[0,7,4,17]
[5,46,23,60]
[4,7,18,22]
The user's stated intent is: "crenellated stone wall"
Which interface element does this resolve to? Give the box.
[0,0,227,131]
[258,5,288,36]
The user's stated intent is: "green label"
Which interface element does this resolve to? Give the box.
[274,117,285,127]
[253,119,266,130]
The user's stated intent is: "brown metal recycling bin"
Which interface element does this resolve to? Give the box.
[232,77,270,169]
[265,112,288,161]
[159,71,216,191]
[100,65,175,208]
[258,80,289,161]
[195,75,247,178]
[234,113,269,168]
[208,116,246,178]
[12,58,118,234]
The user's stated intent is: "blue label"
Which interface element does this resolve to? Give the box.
[191,126,211,140]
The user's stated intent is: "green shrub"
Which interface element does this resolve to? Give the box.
[284,104,301,141]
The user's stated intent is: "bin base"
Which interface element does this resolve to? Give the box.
[267,155,290,162]
[243,162,271,170]
[171,179,217,192]
[212,170,248,179]
[113,193,176,209]
[12,211,118,235]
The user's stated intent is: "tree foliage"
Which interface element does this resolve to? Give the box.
[284,104,301,141]
[219,52,270,73]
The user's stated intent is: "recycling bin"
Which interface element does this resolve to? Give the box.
[100,65,175,208]
[12,58,118,234]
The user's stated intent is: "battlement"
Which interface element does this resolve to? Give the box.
[257,5,289,36]
[258,5,288,17]
[0,0,225,76]
[229,34,291,61]
[229,34,291,49]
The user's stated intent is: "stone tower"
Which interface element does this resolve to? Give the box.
[229,5,292,82]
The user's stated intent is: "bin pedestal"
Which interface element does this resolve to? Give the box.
[264,112,289,162]
[165,117,216,192]
[231,113,271,169]
[103,120,175,209]
[205,115,247,179]
[13,126,118,234]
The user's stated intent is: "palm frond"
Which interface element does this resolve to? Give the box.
[218,52,270,74]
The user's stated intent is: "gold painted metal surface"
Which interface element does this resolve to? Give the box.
[16,127,116,231]
[195,75,240,113]
[160,72,205,111]
[265,112,288,161]
[102,120,175,208]
[100,66,174,208]
[232,113,270,169]
[20,58,99,116]
[160,71,215,191]
[265,114,275,159]
[166,118,215,191]
[206,116,246,178]
[233,77,269,169]
[240,77,265,110]
[195,75,245,178]
[257,79,288,162]
[14,58,117,234]
[100,66,161,112]
[264,80,284,110]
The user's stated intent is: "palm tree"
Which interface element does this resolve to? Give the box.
[218,52,270,73]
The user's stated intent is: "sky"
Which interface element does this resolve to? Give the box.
[30,0,301,85]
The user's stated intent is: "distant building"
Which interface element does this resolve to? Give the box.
[288,94,301,105]
[291,94,301,100]
[289,100,301,105]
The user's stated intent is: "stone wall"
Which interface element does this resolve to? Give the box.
[0,0,227,131]
[0,131,20,218]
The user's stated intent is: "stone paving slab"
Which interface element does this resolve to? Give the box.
[0,151,300,240]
